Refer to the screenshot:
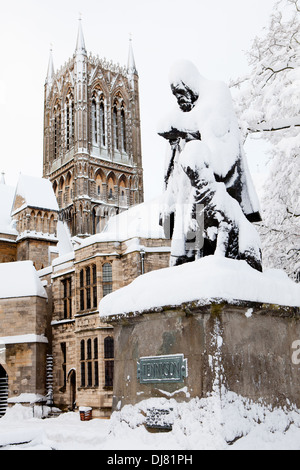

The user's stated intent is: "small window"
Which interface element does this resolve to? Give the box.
[62,278,72,319]
[81,362,86,387]
[92,265,97,308]
[102,263,112,297]
[87,339,92,360]
[80,340,85,361]
[61,343,67,388]
[80,269,84,288]
[104,337,114,388]
[94,338,98,359]
[104,336,114,359]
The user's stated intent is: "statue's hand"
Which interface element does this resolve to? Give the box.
[158,127,201,143]
[158,127,184,141]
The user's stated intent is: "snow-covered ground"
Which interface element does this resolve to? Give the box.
[1,390,300,450]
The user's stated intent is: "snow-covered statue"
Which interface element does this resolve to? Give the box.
[158,60,263,272]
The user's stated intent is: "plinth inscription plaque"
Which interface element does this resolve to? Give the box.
[137,354,188,384]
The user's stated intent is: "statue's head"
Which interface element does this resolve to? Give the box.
[171,82,199,112]
[169,59,200,112]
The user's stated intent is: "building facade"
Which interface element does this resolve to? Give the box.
[0,23,170,418]
[43,20,144,237]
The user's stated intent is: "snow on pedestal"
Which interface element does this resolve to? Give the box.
[99,255,300,319]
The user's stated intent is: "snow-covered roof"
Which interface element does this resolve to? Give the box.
[12,174,59,214]
[56,220,74,256]
[99,255,300,318]
[76,198,166,250]
[0,183,17,235]
[0,260,47,299]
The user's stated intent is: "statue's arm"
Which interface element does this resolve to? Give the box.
[158,127,201,143]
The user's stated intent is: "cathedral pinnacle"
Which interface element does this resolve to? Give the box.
[75,16,87,56]
[127,34,138,75]
[46,45,54,85]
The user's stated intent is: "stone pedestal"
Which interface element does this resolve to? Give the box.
[103,301,300,411]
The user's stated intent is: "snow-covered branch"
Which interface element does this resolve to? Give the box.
[230,0,300,281]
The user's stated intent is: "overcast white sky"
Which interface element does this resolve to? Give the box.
[0,0,276,201]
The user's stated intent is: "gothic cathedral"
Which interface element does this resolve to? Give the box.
[43,20,144,237]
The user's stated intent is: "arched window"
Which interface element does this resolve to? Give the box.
[59,176,65,208]
[120,102,126,152]
[100,99,106,146]
[36,212,42,233]
[113,102,119,150]
[66,93,74,151]
[102,263,112,297]
[53,103,61,159]
[95,171,104,199]
[65,172,73,205]
[92,99,97,144]
[119,177,127,206]
[107,174,116,201]
[49,214,55,234]
[30,210,35,232]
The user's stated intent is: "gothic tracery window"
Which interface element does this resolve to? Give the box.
[120,102,126,152]
[99,97,106,146]
[92,98,97,144]
[53,103,61,159]
[91,91,106,148]
[66,92,74,150]
[113,101,119,150]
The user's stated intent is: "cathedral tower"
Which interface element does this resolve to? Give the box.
[43,21,144,237]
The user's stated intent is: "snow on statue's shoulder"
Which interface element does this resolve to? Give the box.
[99,256,300,318]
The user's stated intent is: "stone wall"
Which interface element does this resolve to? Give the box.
[0,239,17,263]
[0,296,48,337]
[17,238,57,271]
[5,342,48,398]
[108,302,300,410]
[51,312,114,417]
[0,295,49,400]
